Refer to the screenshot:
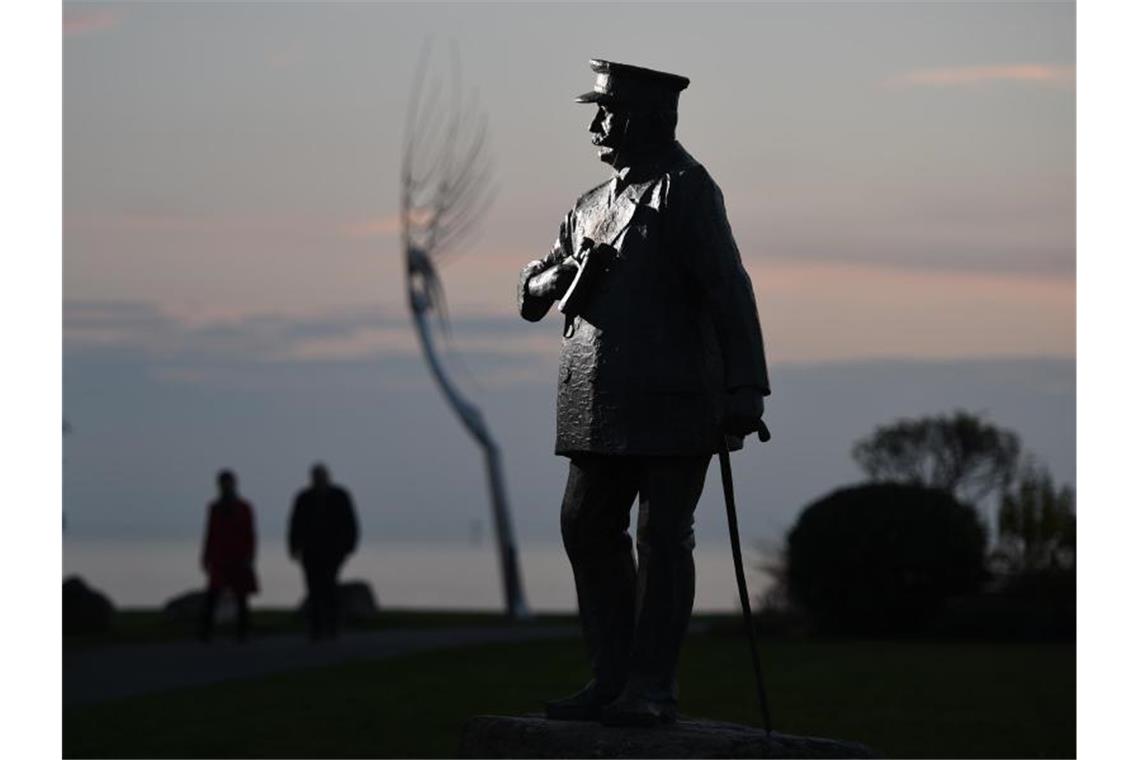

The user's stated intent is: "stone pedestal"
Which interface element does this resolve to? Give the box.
[459,714,876,758]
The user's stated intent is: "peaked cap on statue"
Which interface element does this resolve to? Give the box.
[575,59,690,112]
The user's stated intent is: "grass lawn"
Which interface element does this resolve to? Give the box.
[63,608,583,648]
[63,629,1074,758]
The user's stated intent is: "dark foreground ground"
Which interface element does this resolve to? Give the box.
[63,611,1075,758]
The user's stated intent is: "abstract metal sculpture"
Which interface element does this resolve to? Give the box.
[399,49,528,619]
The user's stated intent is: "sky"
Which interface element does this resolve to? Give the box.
[63,2,1074,551]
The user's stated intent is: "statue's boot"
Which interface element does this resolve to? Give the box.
[544,680,623,721]
[599,687,678,727]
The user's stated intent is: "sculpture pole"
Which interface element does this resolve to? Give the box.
[406,263,528,618]
[400,49,528,619]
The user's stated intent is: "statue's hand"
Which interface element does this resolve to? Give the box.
[724,388,766,438]
[527,257,580,300]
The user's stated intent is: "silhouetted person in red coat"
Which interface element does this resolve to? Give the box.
[198,469,258,641]
[289,463,359,640]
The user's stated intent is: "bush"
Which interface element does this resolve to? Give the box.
[63,576,115,635]
[929,569,1075,641]
[787,483,987,634]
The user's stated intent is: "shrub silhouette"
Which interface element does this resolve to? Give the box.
[63,575,114,635]
[787,483,987,634]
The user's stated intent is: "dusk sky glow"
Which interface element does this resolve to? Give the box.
[65,1,1074,359]
[63,2,1075,556]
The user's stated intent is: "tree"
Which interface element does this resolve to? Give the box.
[851,410,1020,505]
[994,461,1076,574]
[786,483,987,634]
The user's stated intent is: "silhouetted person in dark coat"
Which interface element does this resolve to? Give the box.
[199,469,258,641]
[289,463,359,639]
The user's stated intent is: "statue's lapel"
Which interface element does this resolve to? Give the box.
[611,178,662,252]
[607,182,642,243]
[583,175,662,251]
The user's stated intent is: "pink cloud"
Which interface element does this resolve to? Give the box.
[342,214,403,239]
[342,210,433,239]
[63,8,120,38]
[65,210,339,237]
[755,259,1074,363]
[889,64,1074,88]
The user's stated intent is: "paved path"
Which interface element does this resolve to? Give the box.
[64,625,576,707]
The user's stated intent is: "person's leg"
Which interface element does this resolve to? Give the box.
[302,562,321,640]
[548,454,640,718]
[235,593,250,641]
[313,562,336,638]
[198,587,219,642]
[606,454,711,723]
[327,559,343,637]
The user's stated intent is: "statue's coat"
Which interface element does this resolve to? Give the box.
[519,142,769,457]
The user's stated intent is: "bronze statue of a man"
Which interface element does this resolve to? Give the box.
[518,60,771,726]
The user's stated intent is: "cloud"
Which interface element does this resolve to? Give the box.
[888,64,1074,88]
[342,214,403,240]
[63,8,120,37]
[341,210,435,240]
[273,326,419,362]
[754,259,1074,364]
[63,301,559,388]
[64,301,398,361]
[266,43,305,70]
[731,180,1075,279]
[66,210,336,236]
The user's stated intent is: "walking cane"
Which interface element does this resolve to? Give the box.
[717,423,774,735]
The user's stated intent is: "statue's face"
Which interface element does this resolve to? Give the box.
[589,104,629,165]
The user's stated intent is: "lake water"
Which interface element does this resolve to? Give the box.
[63,538,773,612]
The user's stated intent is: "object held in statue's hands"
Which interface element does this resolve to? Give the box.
[558,179,657,336]
[559,238,618,322]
